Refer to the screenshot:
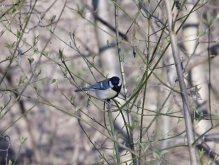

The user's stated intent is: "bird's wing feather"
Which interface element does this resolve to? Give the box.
[101,79,110,88]
[84,82,102,90]
[75,78,111,92]
[75,82,103,92]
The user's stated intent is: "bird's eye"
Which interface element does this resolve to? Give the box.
[109,81,114,88]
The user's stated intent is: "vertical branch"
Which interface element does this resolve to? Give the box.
[207,29,212,122]
[139,16,150,162]
[107,100,120,164]
[163,1,198,165]
[114,1,138,164]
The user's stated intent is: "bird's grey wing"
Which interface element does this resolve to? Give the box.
[101,79,111,89]
[75,82,102,92]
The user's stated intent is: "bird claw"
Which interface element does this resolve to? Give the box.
[104,99,111,107]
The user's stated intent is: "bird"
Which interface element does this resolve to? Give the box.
[75,76,122,100]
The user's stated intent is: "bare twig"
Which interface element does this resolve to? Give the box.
[163,0,198,164]
[80,0,128,41]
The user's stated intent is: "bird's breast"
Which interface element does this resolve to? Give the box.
[95,88,117,100]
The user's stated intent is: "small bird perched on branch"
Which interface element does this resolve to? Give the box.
[75,76,122,100]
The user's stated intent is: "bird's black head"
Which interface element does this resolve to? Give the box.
[109,76,122,93]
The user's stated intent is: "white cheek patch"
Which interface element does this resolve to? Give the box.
[100,82,103,88]
[118,79,122,86]
[109,81,114,88]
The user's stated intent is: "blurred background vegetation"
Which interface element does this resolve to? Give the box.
[0,0,219,164]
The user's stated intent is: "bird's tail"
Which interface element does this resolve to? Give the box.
[75,87,90,92]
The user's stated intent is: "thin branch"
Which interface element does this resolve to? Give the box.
[114,1,138,164]
[163,0,198,164]
[107,100,120,164]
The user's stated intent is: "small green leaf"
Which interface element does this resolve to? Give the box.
[106,40,110,46]
[203,12,218,27]
[138,2,143,9]
[177,117,183,123]
[75,106,81,111]
[132,116,138,130]
[37,70,41,76]
[50,15,56,22]
[17,31,21,38]
[166,107,171,114]
[20,137,28,144]
[197,112,204,122]
[198,148,205,158]
[33,86,38,92]
[126,117,138,131]
[144,143,150,152]
[24,16,29,23]
[37,79,46,89]
[79,4,86,15]
[5,42,15,49]
[34,34,40,42]
[70,96,75,102]
[125,123,133,130]
[197,31,205,39]
[12,0,17,4]
[12,9,20,17]
[207,12,212,22]
[1,5,5,11]
[51,79,57,84]
[18,76,25,85]
[165,36,170,42]
[160,150,169,156]
[34,48,38,54]
[92,54,96,60]
[153,150,160,159]
[195,86,201,93]
[28,58,34,64]
[59,49,64,59]
[139,142,150,152]
[44,52,50,57]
